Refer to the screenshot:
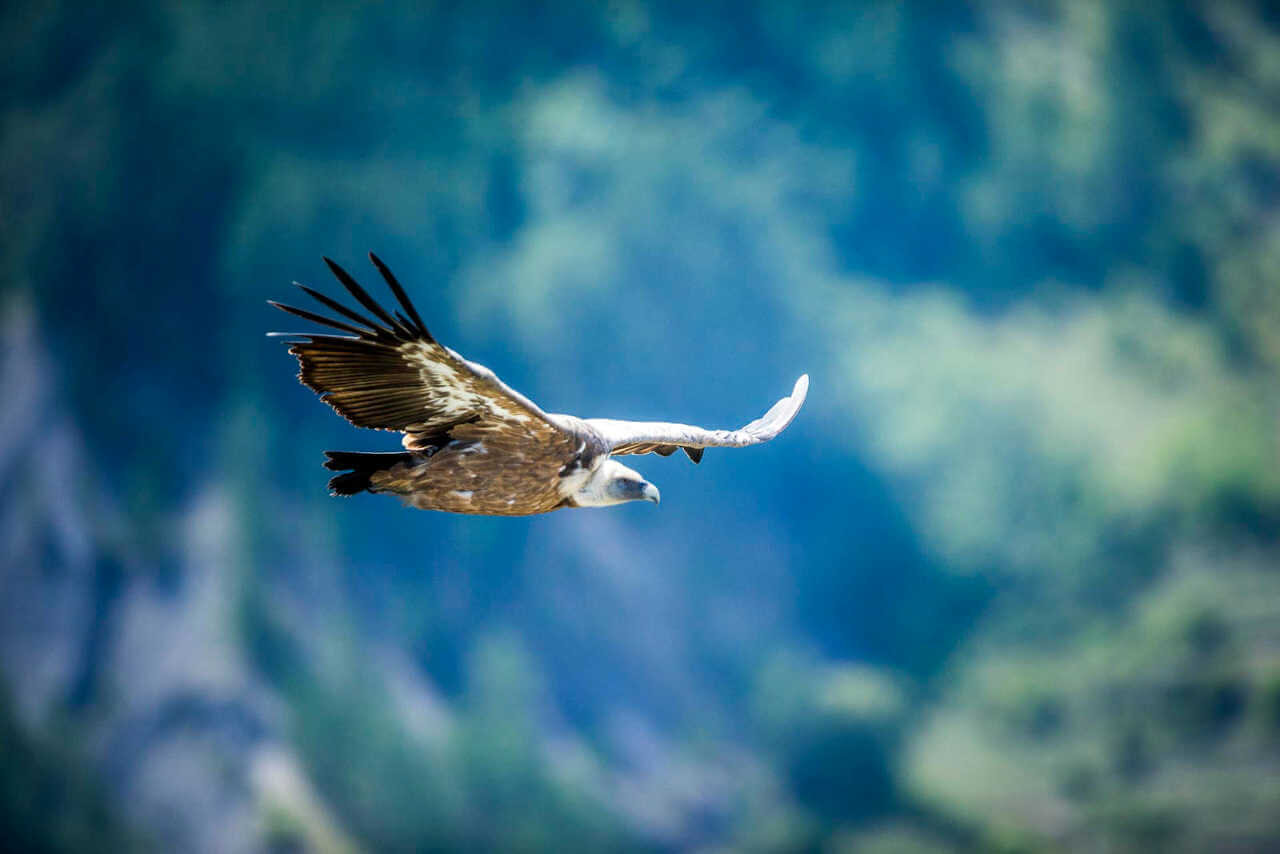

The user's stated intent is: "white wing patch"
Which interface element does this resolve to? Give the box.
[401,342,473,420]
[588,375,809,453]
[450,490,474,501]
[484,401,530,422]
[400,341,534,424]
[449,347,535,423]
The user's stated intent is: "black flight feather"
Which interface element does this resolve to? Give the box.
[369,251,431,340]
[295,283,387,336]
[322,257,412,338]
[268,301,368,337]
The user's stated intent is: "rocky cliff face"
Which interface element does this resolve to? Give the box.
[0,302,354,853]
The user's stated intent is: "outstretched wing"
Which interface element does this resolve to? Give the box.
[270,254,566,452]
[585,375,809,463]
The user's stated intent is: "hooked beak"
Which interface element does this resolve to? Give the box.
[642,483,661,505]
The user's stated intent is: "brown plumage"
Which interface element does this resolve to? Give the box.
[270,254,808,515]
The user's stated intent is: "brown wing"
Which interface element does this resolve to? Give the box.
[270,253,565,453]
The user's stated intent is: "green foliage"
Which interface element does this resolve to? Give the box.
[241,589,642,852]
[0,692,143,854]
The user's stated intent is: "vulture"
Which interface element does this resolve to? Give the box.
[270,254,808,515]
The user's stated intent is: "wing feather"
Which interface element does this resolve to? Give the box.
[293,284,386,333]
[369,251,431,339]
[271,254,566,449]
[268,300,370,337]
[587,375,808,462]
[322,255,412,336]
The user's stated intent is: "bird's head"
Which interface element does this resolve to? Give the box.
[573,458,660,508]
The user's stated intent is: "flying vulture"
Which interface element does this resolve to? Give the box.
[270,254,808,515]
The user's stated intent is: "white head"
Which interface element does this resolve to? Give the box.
[572,458,660,508]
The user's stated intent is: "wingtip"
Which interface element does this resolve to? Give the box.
[322,255,344,276]
[793,374,810,401]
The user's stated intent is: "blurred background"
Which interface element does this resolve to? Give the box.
[3,1,1280,851]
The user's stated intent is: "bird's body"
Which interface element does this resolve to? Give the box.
[271,255,807,515]
[327,417,613,516]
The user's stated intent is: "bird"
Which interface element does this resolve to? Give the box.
[269,254,808,516]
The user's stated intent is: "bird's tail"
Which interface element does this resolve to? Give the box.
[322,451,414,496]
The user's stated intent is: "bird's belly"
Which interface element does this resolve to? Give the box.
[370,455,573,516]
